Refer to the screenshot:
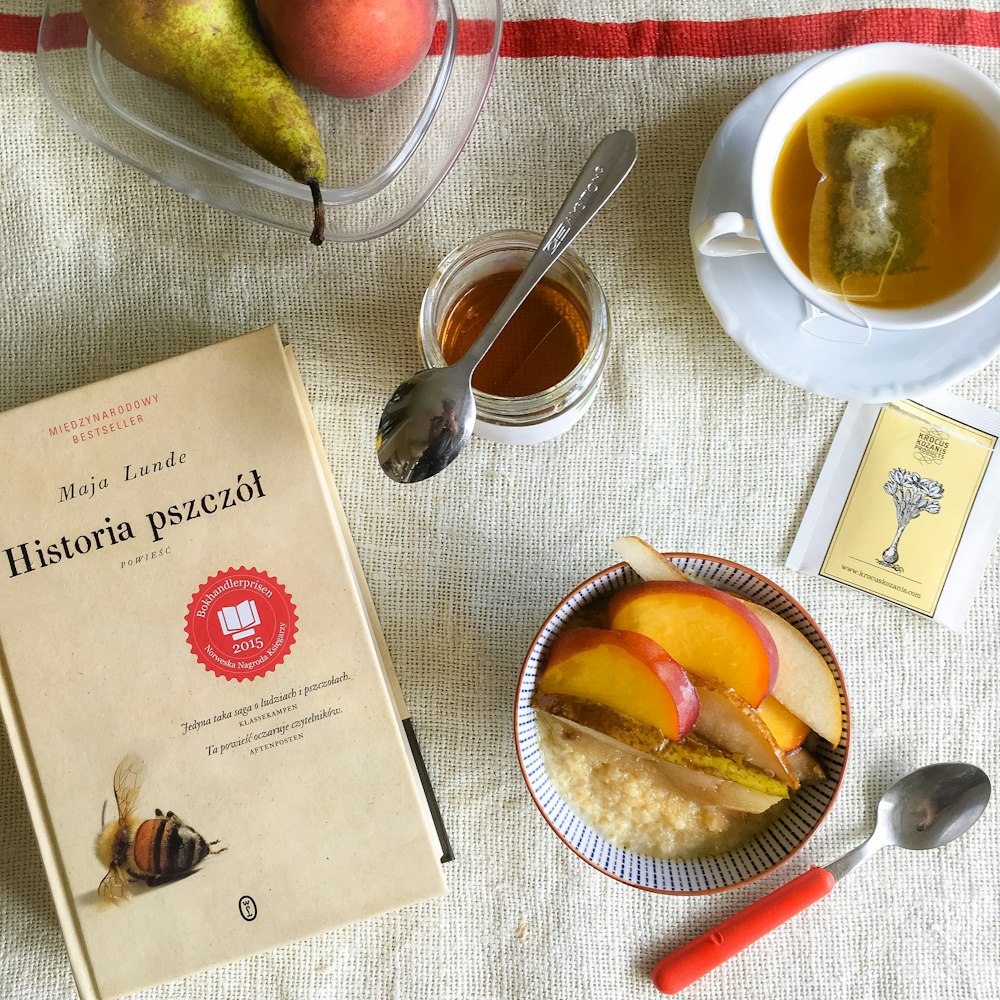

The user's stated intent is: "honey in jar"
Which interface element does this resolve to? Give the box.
[419,230,610,445]
[438,270,591,397]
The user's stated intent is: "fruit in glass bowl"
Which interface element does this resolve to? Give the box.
[257,0,439,100]
[37,0,503,243]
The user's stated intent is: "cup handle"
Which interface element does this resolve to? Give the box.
[693,212,764,257]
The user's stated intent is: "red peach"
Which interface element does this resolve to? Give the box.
[257,0,438,100]
[608,581,779,707]
[539,626,700,742]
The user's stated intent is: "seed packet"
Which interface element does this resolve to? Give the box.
[787,390,1000,629]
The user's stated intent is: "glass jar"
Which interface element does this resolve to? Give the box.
[418,229,611,445]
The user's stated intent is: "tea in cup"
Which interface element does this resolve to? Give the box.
[693,43,1000,331]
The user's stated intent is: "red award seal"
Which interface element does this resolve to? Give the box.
[185,567,297,681]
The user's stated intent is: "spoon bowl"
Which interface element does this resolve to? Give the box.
[376,129,637,483]
[376,367,475,483]
[875,761,991,851]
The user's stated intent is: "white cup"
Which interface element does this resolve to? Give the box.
[693,43,1000,331]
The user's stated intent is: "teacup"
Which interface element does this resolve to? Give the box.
[693,43,1000,331]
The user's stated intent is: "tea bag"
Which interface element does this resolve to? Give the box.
[807,108,952,306]
[787,391,1000,630]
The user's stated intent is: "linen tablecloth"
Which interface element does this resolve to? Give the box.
[2,2,999,998]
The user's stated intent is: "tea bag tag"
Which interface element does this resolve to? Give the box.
[799,301,872,346]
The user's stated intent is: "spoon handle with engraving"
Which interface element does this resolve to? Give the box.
[458,130,637,372]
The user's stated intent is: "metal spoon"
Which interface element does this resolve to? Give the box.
[375,129,637,483]
[652,761,992,995]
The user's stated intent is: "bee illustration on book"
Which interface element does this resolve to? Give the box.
[95,756,226,904]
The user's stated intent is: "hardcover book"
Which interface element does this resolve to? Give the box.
[0,327,448,1000]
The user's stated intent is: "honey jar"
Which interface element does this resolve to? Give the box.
[418,230,611,444]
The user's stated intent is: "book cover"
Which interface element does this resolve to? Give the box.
[0,327,447,1000]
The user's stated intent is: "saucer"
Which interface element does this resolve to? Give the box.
[690,57,1000,402]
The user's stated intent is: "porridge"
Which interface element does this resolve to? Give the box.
[536,711,786,860]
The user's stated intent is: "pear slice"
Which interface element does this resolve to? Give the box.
[532,692,789,799]
[786,746,828,785]
[650,757,785,814]
[741,603,843,747]
[613,535,688,583]
[710,779,787,813]
[537,710,785,814]
[692,679,798,790]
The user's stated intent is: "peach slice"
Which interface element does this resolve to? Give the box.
[538,627,699,741]
[607,582,778,707]
[756,696,810,753]
[692,681,798,789]
[612,536,842,747]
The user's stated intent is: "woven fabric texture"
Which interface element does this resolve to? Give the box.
[1,2,999,999]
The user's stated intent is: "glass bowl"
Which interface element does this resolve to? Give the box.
[515,552,850,894]
[36,0,502,242]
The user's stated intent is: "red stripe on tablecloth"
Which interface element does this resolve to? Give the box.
[495,9,1000,57]
[11,9,1000,56]
[1,12,38,51]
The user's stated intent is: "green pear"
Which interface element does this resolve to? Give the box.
[81,0,329,245]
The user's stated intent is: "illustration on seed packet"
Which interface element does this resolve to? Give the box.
[879,468,945,572]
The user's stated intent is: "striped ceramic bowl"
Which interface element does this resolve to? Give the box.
[515,553,849,894]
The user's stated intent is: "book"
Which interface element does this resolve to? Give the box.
[0,326,448,1000]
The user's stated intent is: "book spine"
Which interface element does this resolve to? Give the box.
[402,718,454,864]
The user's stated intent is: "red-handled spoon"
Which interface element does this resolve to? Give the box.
[652,761,991,994]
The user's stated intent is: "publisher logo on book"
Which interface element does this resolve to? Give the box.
[185,567,297,681]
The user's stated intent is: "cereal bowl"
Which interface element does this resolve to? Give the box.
[515,552,850,894]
